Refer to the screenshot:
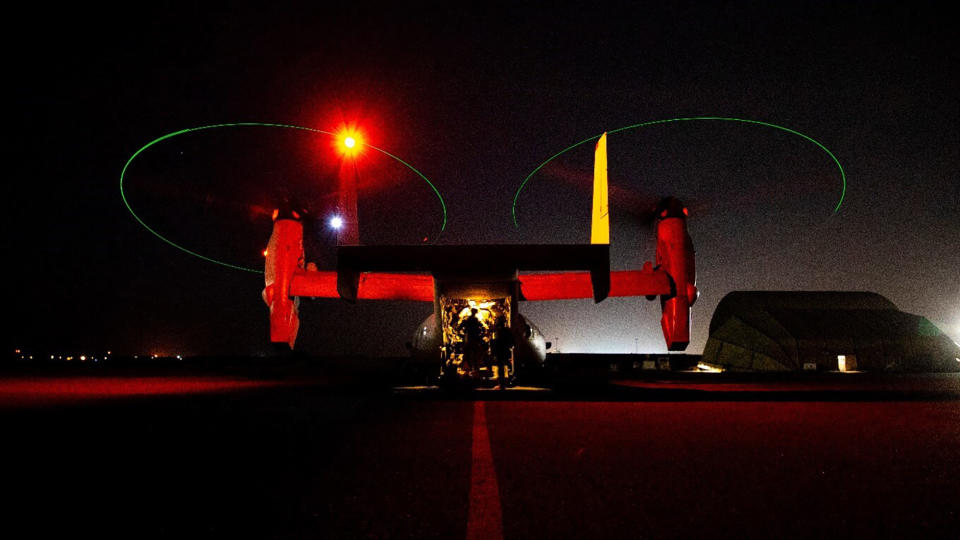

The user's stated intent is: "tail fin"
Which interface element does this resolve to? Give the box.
[337,164,360,246]
[591,132,610,244]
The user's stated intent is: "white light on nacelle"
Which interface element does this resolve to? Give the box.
[329,215,344,230]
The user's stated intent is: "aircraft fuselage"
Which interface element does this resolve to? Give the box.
[407,272,548,385]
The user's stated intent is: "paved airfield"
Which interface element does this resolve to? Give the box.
[2,363,958,539]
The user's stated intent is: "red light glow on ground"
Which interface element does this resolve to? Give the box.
[0,376,298,408]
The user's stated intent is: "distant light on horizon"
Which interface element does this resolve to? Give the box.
[936,318,960,348]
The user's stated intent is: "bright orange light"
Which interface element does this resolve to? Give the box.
[334,126,364,158]
[340,134,361,155]
[262,248,269,257]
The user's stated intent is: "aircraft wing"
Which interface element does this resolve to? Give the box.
[519,268,672,301]
[291,271,434,302]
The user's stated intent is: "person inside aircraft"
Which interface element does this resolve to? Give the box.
[492,316,514,390]
[458,308,485,375]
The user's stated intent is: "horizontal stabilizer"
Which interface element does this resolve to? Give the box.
[337,244,608,273]
[337,244,610,302]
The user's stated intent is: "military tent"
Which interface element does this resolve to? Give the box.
[702,291,960,372]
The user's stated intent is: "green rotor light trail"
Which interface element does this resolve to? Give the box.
[120,122,446,273]
[511,116,847,228]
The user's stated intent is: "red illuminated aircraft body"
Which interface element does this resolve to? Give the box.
[262,134,697,385]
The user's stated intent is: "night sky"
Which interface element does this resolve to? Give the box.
[9,2,958,357]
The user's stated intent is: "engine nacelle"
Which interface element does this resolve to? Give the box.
[654,199,697,351]
[262,215,304,348]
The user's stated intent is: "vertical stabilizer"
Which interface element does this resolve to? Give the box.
[338,163,360,246]
[591,132,610,244]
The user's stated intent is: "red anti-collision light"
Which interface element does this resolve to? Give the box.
[335,128,364,157]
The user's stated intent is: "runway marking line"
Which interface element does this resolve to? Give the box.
[466,400,504,540]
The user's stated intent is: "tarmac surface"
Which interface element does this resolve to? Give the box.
[2,362,958,539]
